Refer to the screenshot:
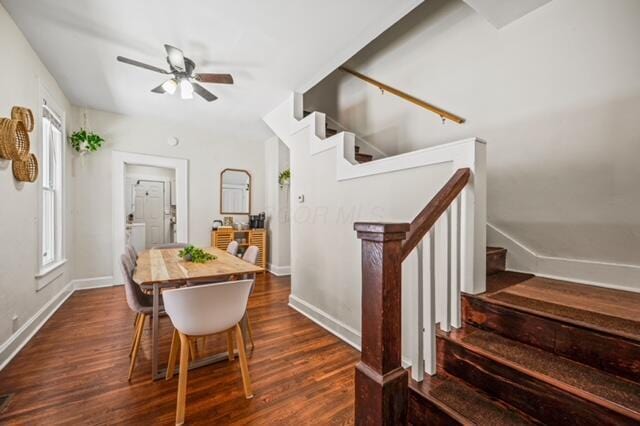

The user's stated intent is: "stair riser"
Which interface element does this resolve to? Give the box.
[437,337,638,425]
[486,250,506,275]
[463,296,640,383]
[408,391,463,426]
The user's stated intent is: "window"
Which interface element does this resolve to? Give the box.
[41,101,63,269]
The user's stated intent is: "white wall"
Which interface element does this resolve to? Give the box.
[304,0,640,272]
[280,116,453,343]
[264,137,291,274]
[71,107,266,280]
[0,3,74,345]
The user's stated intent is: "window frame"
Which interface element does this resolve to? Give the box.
[36,87,67,286]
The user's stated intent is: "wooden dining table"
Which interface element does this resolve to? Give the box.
[133,246,263,380]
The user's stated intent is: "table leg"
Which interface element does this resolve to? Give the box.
[152,283,160,380]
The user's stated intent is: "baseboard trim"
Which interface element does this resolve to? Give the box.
[488,223,640,293]
[71,276,117,291]
[267,264,291,276]
[288,294,361,351]
[0,275,118,371]
[0,282,74,371]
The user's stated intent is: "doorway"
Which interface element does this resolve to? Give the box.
[125,164,177,250]
[112,151,188,283]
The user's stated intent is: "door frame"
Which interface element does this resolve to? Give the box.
[112,151,188,283]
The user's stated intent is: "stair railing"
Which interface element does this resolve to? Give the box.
[339,66,465,124]
[354,166,482,425]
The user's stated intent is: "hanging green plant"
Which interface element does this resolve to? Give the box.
[69,129,104,154]
[278,168,291,188]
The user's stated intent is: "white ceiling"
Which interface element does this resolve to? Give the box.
[1,0,421,142]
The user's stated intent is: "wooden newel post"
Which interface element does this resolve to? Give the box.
[354,222,410,426]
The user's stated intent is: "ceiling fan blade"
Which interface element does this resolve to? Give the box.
[117,56,170,74]
[165,44,186,71]
[195,73,234,84]
[151,84,165,94]
[192,82,218,102]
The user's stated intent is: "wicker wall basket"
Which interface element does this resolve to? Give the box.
[12,153,39,183]
[0,118,30,161]
[11,106,35,132]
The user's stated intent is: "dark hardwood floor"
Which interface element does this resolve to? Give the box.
[0,274,359,425]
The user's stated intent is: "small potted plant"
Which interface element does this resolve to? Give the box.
[178,245,216,263]
[69,129,104,154]
[278,168,291,189]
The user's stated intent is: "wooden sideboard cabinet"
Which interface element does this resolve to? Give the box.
[212,228,267,273]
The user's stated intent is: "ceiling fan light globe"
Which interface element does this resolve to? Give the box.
[161,79,178,95]
[180,79,194,100]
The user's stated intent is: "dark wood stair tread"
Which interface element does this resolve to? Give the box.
[441,327,640,420]
[486,246,507,276]
[486,271,535,293]
[486,246,507,255]
[481,275,640,342]
[410,372,538,425]
[355,152,373,163]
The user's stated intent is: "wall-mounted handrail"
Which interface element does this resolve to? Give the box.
[401,168,470,260]
[339,66,465,124]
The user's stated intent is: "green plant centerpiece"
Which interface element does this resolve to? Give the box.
[178,245,217,263]
[278,168,291,188]
[69,129,105,154]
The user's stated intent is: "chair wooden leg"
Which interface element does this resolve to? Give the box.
[166,329,180,380]
[176,333,190,426]
[189,339,197,361]
[245,311,255,351]
[128,314,146,382]
[235,324,253,399]
[129,314,142,358]
[226,330,235,361]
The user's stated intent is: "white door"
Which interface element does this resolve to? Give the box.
[133,181,165,248]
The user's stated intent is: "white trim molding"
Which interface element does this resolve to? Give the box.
[488,223,640,293]
[267,264,291,276]
[0,282,73,371]
[0,276,119,371]
[288,295,361,351]
[71,276,118,291]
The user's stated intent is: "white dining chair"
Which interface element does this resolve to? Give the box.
[163,279,254,425]
[226,240,239,256]
[239,246,259,349]
[242,245,259,265]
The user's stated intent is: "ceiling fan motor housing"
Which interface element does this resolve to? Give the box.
[168,57,196,77]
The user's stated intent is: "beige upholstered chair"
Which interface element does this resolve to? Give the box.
[226,240,239,256]
[120,254,164,381]
[163,280,254,425]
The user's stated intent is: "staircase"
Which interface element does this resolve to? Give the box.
[408,247,640,425]
[303,110,373,163]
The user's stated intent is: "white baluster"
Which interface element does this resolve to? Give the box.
[411,241,425,381]
[435,214,451,332]
[424,231,436,375]
[450,196,462,328]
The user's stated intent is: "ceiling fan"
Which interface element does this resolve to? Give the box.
[116,44,233,102]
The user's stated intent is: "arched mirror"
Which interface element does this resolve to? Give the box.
[220,168,251,214]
